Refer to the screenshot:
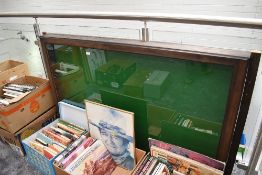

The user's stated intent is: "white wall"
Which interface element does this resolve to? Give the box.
[0,0,262,165]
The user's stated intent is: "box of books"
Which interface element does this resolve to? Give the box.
[0,76,55,133]
[0,106,56,156]
[22,101,89,175]
[54,147,146,175]
[132,138,225,175]
[0,59,29,86]
[52,100,147,175]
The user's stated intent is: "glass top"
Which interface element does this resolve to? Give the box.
[46,44,233,158]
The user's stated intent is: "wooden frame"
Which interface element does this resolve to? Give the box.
[39,33,260,174]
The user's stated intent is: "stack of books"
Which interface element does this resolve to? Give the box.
[0,83,36,106]
[134,154,170,175]
[55,138,117,175]
[133,138,225,175]
[29,119,87,159]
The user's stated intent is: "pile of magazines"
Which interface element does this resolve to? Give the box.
[29,120,86,159]
[0,83,36,106]
[134,138,225,175]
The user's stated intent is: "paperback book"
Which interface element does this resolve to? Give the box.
[29,119,87,160]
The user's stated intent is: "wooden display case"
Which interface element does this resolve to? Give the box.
[39,33,261,174]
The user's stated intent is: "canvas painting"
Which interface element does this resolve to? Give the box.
[85,100,136,170]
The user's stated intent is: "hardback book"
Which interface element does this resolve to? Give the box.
[151,146,223,175]
[148,138,225,171]
[65,140,117,175]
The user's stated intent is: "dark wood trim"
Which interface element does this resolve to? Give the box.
[39,40,60,103]
[40,34,250,65]
[224,52,261,175]
[217,60,248,161]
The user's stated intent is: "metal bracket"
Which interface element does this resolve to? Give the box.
[33,17,41,40]
[32,17,48,78]
[142,21,149,42]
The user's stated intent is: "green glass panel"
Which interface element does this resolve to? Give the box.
[46,44,233,158]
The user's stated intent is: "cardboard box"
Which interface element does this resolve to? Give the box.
[53,148,146,175]
[51,63,87,99]
[22,101,89,175]
[96,59,136,89]
[144,70,170,99]
[0,76,55,133]
[0,107,57,156]
[0,60,29,86]
[123,70,151,98]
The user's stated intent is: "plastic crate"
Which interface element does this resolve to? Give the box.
[22,101,89,175]
[22,119,61,175]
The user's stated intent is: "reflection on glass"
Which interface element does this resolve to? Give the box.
[47,44,233,158]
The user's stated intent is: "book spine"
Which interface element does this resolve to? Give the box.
[145,158,158,175]
[51,126,78,141]
[151,163,162,175]
[58,120,85,132]
[61,137,95,168]
[155,164,165,175]
[54,135,86,165]
[30,141,45,154]
[134,155,151,175]
[43,148,56,159]
[65,140,100,173]
[139,157,153,175]
[57,123,82,136]
[42,129,70,146]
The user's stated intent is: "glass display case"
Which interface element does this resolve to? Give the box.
[39,34,260,173]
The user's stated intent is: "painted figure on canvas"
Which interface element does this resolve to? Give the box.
[98,114,134,170]
[85,100,135,171]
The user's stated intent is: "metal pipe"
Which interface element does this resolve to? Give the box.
[1,11,262,29]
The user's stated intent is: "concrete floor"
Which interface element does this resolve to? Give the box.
[0,140,41,175]
[0,140,245,175]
